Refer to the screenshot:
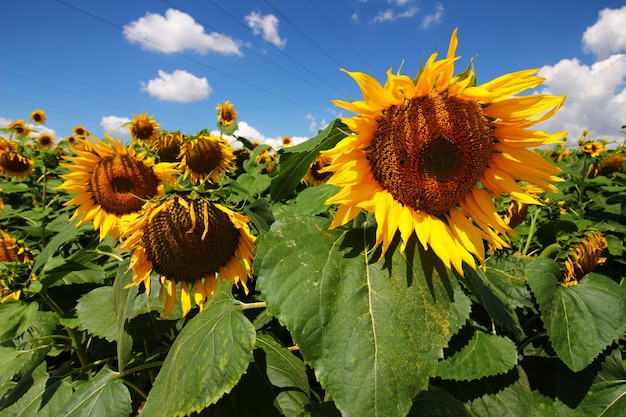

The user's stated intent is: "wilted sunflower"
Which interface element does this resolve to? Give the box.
[128,112,160,144]
[153,132,186,163]
[216,101,237,126]
[36,133,54,149]
[8,120,31,138]
[563,231,608,286]
[58,134,179,240]
[30,109,46,125]
[120,196,255,317]
[0,151,34,178]
[179,135,234,184]
[304,154,333,186]
[321,29,566,275]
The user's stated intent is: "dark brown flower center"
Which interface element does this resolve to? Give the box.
[134,121,155,140]
[90,154,159,215]
[142,199,241,283]
[310,160,331,182]
[186,138,223,174]
[368,92,494,215]
[0,153,31,173]
[157,135,184,163]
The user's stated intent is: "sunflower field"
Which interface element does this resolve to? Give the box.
[1,31,625,417]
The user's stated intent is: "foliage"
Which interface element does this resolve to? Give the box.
[0,110,625,417]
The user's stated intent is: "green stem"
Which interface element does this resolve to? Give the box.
[518,332,547,353]
[40,165,48,250]
[521,207,542,256]
[122,379,148,400]
[118,361,165,379]
[237,301,266,311]
[39,293,91,367]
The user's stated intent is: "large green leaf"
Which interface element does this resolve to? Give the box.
[54,366,131,417]
[270,119,347,201]
[255,214,470,417]
[436,331,518,381]
[256,333,310,417]
[76,287,117,342]
[466,367,535,417]
[0,347,34,399]
[32,217,91,274]
[526,259,626,372]
[0,301,39,342]
[139,281,256,417]
[574,348,626,417]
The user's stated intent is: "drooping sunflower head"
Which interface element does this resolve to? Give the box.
[304,154,333,186]
[0,150,34,179]
[30,109,46,125]
[58,134,180,240]
[179,135,234,184]
[153,132,186,163]
[8,120,31,138]
[36,133,54,149]
[120,196,256,318]
[563,231,608,286]
[321,29,566,275]
[128,112,160,145]
[216,101,238,126]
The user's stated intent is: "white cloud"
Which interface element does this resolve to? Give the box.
[100,116,131,138]
[245,12,286,49]
[140,70,212,102]
[124,9,242,56]
[234,121,307,149]
[421,3,444,29]
[372,6,418,23]
[582,6,626,58]
[537,54,626,146]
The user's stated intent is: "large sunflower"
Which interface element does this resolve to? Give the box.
[0,150,34,178]
[179,135,234,184]
[58,134,179,240]
[119,196,255,317]
[321,29,566,275]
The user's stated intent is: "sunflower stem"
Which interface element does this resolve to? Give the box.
[237,301,266,311]
[118,361,165,379]
[521,207,542,256]
[40,164,48,250]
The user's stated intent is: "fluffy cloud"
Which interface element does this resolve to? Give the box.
[234,121,307,149]
[420,3,444,29]
[245,12,286,49]
[124,9,242,56]
[100,116,131,138]
[140,70,211,102]
[582,6,626,58]
[372,6,418,23]
[536,7,626,146]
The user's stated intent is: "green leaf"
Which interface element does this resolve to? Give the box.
[40,259,106,287]
[54,366,131,417]
[140,281,256,417]
[236,172,272,197]
[466,367,535,417]
[436,331,518,381]
[575,348,626,417]
[76,287,117,342]
[293,184,339,216]
[409,387,469,416]
[526,259,626,372]
[270,119,347,201]
[32,218,90,273]
[111,259,134,372]
[0,347,33,399]
[256,333,310,417]
[0,301,39,342]
[245,198,275,232]
[255,214,470,417]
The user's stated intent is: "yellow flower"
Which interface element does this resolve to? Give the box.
[581,141,607,157]
[563,232,608,286]
[179,135,234,184]
[216,101,238,126]
[128,112,160,144]
[8,120,31,138]
[0,151,34,178]
[281,136,293,147]
[153,132,186,163]
[0,230,32,303]
[321,29,565,275]
[30,109,46,125]
[72,126,88,138]
[58,134,179,241]
[119,197,256,318]
[36,133,54,149]
[304,154,333,186]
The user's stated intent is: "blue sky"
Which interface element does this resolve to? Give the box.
[1,0,625,148]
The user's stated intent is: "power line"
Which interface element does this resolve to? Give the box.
[54,0,326,116]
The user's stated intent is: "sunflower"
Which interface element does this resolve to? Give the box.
[128,112,160,144]
[0,150,34,178]
[36,133,54,149]
[320,29,566,275]
[304,154,333,186]
[281,136,293,147]
[72,126,88,138]
[119,196,255,317]
[0,230,31,303]
[58,134,179,240]
[30,109,46,125]
[563,231,607,286]
[580,140,607,157]
[65,135,77,145]
[179,135,234,184]
[216,101,237,126]
[153,132,185,163]
[8,120,31,138]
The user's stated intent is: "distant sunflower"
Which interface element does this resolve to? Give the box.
[120,196,255,317]
[36,133,54,149]
[281,136,293,147]
[304,154,333,186]
[72,126,88,138]
[128,112,160,144]
[321,29,566,275]
[153,132,185,163]
[0,230,31,303]
[0,151,34,178]
[216,101,237,126]
[58,134,179,240]
[30,109,46,125]
[65,135,77,145]
[179,135,234,184]
[8,120,31,138]
[580,140,607,157]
